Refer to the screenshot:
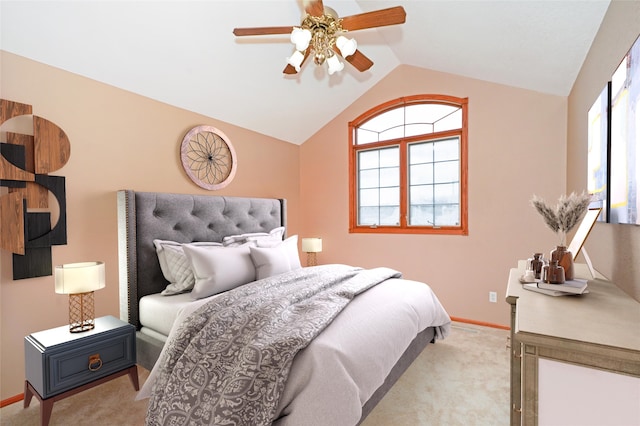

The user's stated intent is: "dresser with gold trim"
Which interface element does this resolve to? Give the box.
[505,263,640,426]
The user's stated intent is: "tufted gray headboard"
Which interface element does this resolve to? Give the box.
[116,190,286,331]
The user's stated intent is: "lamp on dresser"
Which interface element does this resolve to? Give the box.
[302,237,322,266]
[54,261,105,333]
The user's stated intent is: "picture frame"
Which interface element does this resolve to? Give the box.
[568,208,602,278]
[568,208,602,260]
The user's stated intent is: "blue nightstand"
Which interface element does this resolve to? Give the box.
[24,315,138,426]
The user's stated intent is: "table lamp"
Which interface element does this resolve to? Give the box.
[55,261,105,333]
[301,238,322,267]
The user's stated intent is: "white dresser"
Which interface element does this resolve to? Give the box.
[505,263,640,426]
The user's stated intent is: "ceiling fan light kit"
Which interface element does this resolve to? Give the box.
[291,27,312,51]
[289,10,354,72]
[326,54,344,75]
[336,35,357,57]
[233,0,406,76]
[287,50,305,72]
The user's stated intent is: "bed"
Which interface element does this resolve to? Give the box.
[117,190,451,425]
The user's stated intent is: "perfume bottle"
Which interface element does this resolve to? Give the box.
[542,260,565,284]
[531,252,544,279]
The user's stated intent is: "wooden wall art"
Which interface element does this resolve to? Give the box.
[0,99,69,279]
[180,125,237,190]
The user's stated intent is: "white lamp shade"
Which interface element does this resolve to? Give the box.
[290,27,312,51]
[336,36,357,57]
[287,50,305,72]
[326,54,344,75]
[302,238,322,253]
[55,261,105,294]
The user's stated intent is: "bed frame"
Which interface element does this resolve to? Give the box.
[116,189,435,422]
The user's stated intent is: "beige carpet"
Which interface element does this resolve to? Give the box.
[1,322,509,426]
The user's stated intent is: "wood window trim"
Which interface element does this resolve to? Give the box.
[348,94,468,235]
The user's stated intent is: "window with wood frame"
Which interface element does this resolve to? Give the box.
[349,95,468,235]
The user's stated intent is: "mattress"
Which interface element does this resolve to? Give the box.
[139,292,220,340]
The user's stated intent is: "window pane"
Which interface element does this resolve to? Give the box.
[410,163,433,185]
[359,169,379,189]
[434,204,460,226]
[410,185,433,204]
[405,123,434,137]
[409,142,433,164]
[356,128,379,145]
[434,160,459,184]
[434,109,462,133]
[409,205,434,226]
[379,206,400,225]
[359,188,379,206]
[360,108,404,133]
[434,138,459,161]
[379,126,405,141]
[434,183,459,204]
[358,150,379,169]
[380,187,399,206]
[405,104,459,128]
[357,147,399,226]
[379,147,399,167]
[380,167,399,187]
[359,207,379,225]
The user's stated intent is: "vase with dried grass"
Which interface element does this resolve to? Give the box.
[530,192,592,281]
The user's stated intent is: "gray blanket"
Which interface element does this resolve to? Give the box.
[146,264,402,426]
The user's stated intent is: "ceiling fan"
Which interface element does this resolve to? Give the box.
[232,0,406,75]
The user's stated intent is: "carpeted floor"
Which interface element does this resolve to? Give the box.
[0,321,510,426]
[362,322,510,426]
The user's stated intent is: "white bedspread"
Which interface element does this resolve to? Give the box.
[138,274,450,425]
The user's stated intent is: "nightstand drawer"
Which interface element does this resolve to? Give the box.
[25,316,136,399]
[47,331,134,396]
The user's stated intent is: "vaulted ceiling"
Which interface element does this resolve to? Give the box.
[1,1,611,145]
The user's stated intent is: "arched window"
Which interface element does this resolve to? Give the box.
[349,95,468,235]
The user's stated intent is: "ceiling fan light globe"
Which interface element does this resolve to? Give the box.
[336,36,357,57]
[290,27,312,51]
[287,50,305,72]
[327,54,344,75]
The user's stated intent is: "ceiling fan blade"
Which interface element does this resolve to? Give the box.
[304,0,325,17]
[340,6,406,31]
[283,64,298,75]
[334,47,374,72]
[233,26,294,36]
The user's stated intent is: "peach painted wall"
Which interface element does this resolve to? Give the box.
[0,51,300,400]
[300,64,568,327]
[567,0,640,301]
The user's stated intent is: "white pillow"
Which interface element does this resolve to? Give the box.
[250,235,301,280]
[184,245,256,299]
[223,226,285,247]
[153,240,222,295]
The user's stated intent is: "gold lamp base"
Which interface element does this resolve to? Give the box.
[68,291,96,333]
[306,252,318,267]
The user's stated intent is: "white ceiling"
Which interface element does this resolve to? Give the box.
[1,1,610,145]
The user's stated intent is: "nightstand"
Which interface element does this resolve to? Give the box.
[24,315,138,426]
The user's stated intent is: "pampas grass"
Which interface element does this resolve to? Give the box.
[531,191,592,246]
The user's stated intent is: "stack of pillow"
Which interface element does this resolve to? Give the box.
[153,227,302,299]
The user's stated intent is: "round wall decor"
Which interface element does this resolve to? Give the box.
[180,125,237,190]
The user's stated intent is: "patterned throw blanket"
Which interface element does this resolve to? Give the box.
[146,264,402,426]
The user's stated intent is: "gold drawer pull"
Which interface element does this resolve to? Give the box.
[88,354,103,371]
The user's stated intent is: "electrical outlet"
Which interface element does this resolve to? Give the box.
[489,291,497,303]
